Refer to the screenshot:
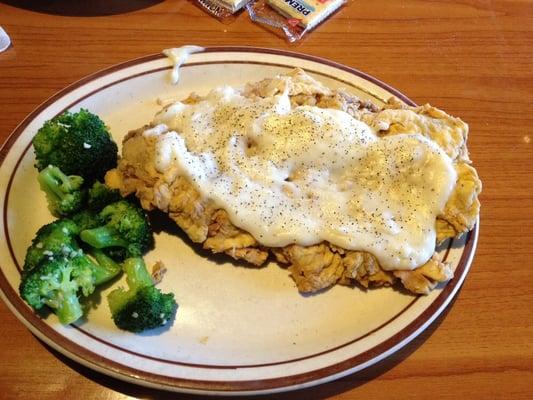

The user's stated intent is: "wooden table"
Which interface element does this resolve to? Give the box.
[0,1,532,398]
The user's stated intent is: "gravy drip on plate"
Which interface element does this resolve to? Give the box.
[150,86,457,270]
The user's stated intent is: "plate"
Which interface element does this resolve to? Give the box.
[0,47,478,395]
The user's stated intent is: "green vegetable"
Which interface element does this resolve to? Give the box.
[108,258,177,332]
[23,219,81,276]
[20,257,91,324]
[88,181,122,211]
[37,165,85,217]
[26,108,174,330]
[89,249,123,286]
[20,220,122,324]
[80,200,153,260]
[32,109,118,182]
[19,250,121,325]
[71,209,102,232]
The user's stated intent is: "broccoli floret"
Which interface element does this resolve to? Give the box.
[111,286,176,333]
[20,220,123,324]
[80,200,153,260]
[37,165,86,217]
[23,218,122,284]
[108,258,176,332]
[32,109,118,182]
[20,257,92,324]
[23,219,81,276]
[71,209,102,232]
[20,251,120,325]
[88,181,122,211]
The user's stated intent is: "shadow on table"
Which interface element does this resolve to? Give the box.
[0,0,164,16]
[37,293,460,399]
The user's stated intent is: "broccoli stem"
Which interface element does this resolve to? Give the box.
[89,249,122,285]
[37,165,82,202]
[51,293,83,325]
[123,258,153,291]
[80,227,128,249]
[44,265,83,324]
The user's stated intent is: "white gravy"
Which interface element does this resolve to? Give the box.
[149,85,457,270]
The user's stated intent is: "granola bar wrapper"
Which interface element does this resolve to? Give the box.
[246,0,346,42]
[195,0,252,21]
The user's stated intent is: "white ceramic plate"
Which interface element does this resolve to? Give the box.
[0,47,478,395]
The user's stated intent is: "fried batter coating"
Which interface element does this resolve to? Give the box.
[106,69,480,295]
[362,97,470,162]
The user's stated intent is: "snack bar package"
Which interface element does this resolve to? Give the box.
[195,0,252,20]
[247,0,346,42]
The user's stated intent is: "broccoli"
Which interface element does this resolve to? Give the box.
[20,220,122,324]
[88,181,122,211]
[20,250,121,325]
[71,209,127,261]
[80,200,153,260]
[19,253,121,325]
[23,219,81,276]
[32,109,118,182]
[87,248,123,286]
[23,219,122,283]
[107,258,176,332]
[71,209,102,232]
[37,165,86,217]
[20,256,94,324]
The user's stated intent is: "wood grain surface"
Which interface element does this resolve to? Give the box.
[0,1,532,399]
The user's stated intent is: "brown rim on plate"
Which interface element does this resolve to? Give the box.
[0,47,476,393]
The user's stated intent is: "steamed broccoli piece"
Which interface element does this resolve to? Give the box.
[20,251,120,325]
[20,220,122,324]
[23,218,122,284]
[89,249,122,285]
[71,209,102,232]
[23,218,117,278]
[108,258,176,332]
[20,257,93,324]
[37,165,86,217]
[23,219,81,276]
[88,181,122,211]
[32,109,118,182]
[111,286,176,333]
[80,200,153,260]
